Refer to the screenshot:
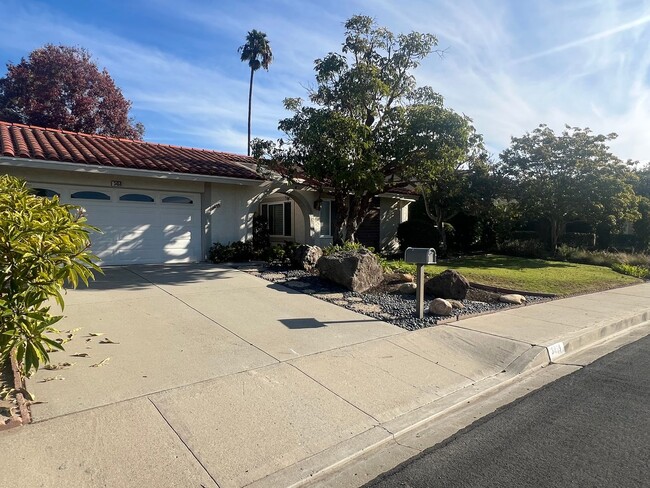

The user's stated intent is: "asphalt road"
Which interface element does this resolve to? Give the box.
[364,334,650,488]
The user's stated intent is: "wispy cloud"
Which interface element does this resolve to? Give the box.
[513,13,650,64]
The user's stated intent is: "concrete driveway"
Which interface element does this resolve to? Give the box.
[30,264,403,420]
[4,265,649,488]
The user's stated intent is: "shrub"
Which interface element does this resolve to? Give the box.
[322,241,368,256]
[510,230,539,241]
[0,175,100,373]
[559,232,596,249]
[555,245,650,268]
[610,234,637,251]
[611,263,650,279]
[261,245,286,264]
[396,219,440,251]
[497,239,547,259]
[208,241,255,263]
[252,215,270,251]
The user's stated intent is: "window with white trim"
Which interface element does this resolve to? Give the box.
[320,200,333,237]
[261,201,292,237]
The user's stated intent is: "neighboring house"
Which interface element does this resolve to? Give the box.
[0,121,414,265]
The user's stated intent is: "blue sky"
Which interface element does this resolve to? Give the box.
[1,0,649,163]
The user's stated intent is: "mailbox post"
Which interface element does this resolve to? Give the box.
[404,247,437,319]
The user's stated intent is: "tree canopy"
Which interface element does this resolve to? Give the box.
[254,15,475,243]
[0,44,144,139]
[498,125,639,249]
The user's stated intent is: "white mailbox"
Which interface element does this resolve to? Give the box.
[404,247,437,319]
[404,247,437,265]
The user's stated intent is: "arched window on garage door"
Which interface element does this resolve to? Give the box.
[32,188,60,198]
[120,193,154,202]
[162,196,193,204]
[71,191,111,200]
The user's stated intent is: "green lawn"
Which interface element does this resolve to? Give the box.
[387,254,642,296]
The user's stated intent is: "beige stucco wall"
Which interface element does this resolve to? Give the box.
[380,196,411,253]
[1,160,409,258]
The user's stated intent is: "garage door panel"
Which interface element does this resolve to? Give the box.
[61,188,201,265]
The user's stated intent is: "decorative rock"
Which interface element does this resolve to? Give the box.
[425,269,470,300]
[350,303,383,314]
[447,299,464,309]
[429,298,453,316]
[394,273,414,283]
[398,282,417,295]
[291,245,323,272]
[317,250,383,292]
[499,294,527,304]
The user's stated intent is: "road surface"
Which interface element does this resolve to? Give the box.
[365,334,650,487]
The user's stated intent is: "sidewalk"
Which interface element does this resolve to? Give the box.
[1,265,649,488]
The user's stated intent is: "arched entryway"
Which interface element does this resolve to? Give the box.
[248,187,316,245]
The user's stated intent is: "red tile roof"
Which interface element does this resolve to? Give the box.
[0,121,265,181]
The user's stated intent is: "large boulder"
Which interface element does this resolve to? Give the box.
[429,298,453,316]
[317,250,383,292]
[291,244,323,272]
[425,269,470,300]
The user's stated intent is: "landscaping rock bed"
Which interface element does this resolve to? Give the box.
[236,264,551,331]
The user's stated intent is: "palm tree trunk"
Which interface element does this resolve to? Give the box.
[247,67,254,156]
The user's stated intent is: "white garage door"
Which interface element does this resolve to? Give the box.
[33,184,202,266]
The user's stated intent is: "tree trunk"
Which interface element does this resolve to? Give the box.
[247,67,254,156]
[333,194,348,245]
[345,194,373,243]
[436,209,447,256]
[550,218,563,251]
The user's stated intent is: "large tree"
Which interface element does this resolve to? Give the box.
[239,30,273,156]
[499,125,639,249]
[0,44,143,139]
[402,105,488,254]
[254,15,472,244]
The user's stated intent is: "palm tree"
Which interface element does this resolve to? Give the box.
[238,30,273,156]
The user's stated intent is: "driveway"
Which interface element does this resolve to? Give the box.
[30,264,403,420]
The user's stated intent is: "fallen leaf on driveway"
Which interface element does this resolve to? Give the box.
[43,362,74,370]
[99,338,120,344]
[88,332,104,337]
[40,376,65,382]
[90,358,110,368]
[70,353,90,357]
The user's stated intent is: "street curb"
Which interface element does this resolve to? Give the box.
[250,308,650,488]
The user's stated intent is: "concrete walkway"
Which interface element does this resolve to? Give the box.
[1,265,649,488]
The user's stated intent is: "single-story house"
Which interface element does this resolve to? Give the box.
[0,121,414,265]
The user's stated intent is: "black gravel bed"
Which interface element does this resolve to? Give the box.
[235,264,550,331]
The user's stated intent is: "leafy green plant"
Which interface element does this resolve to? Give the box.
[322,241,368,256]
[611,263,650,279]
[0,175,100,373]
[261,245,286,264]
[208,241,255,263]
[252,215,270,251]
